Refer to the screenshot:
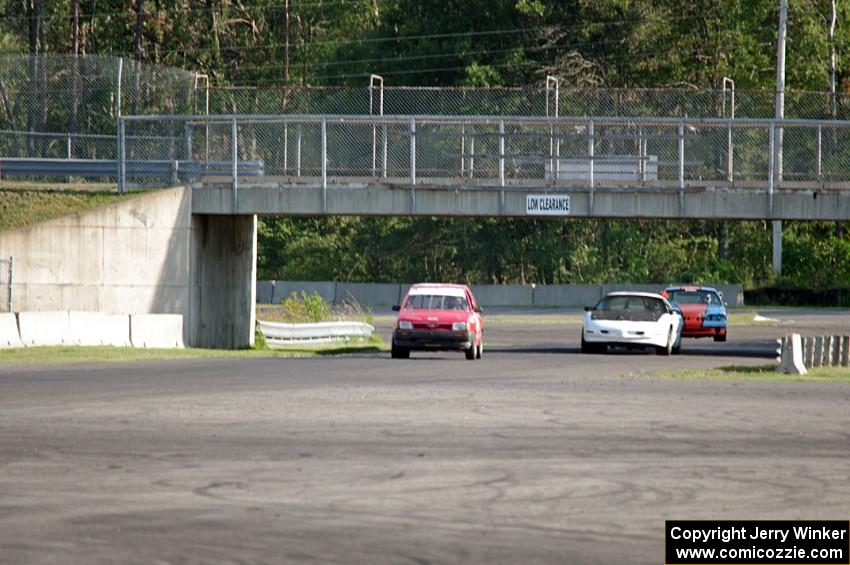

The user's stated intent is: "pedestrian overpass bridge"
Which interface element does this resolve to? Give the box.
[112,112,850,349]
[121,114,850,220]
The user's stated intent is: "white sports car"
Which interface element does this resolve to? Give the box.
[581,292,683,355]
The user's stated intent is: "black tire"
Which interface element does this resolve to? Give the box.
[672,330,682,355]
[391,341,409,359]
[582,334,606,354]
[714,332,727,342]
[465,344,476,360]
[476,339,483,359]
[656,327,673,356]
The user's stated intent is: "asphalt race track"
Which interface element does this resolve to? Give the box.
[1,313,849,564]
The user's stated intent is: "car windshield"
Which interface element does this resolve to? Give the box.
[594,295,666,313]
[405,294,468,311]
[668,290,721,305]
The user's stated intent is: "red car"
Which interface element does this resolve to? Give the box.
[391,283,484,360]
[661,285,728,342]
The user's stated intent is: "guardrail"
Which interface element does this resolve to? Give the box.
[258,319,375,345]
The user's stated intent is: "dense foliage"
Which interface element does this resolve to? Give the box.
[2,0,849,287]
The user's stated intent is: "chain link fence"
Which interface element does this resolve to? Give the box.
[207,85,850,120]
[121,115,850,191]
[0,54,196,158]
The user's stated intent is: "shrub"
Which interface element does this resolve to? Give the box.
[279,291,332,323]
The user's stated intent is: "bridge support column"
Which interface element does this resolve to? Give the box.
[191,214,257,349]
[772,220,782,276]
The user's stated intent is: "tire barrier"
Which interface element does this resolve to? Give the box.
[258,320,374,345]
[777,334,850,374]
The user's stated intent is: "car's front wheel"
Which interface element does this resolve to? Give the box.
[391,340,410,359]
[476,338,483,359]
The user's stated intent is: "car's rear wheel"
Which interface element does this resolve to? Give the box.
[465,344,476,360]
[476,338,483,359]
[656,327,673,356]
[714,331,727,342]
[672,329,682,355]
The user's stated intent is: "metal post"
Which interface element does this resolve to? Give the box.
[321,118,327,212]
[296,124,302,177]
[816,124,823,182]
[184,123,193,163]
[381,123,388,178]
[67,134,72,159]
[369,74,383,176]
[469,126,475,178]
[231,117,238,211]
[116,58,123,192]
[499,120,505,187]
[410,117,416,212]
[773,0,788,277]
[499,120,505,214]
[546,76,560,179]
[115,57,123,119]
[588,120,594,214]
[723,76,735,184]
[117,118,126,193]
[678,120,685,214]
[768,122,776,217]
[283,123,289,174]
[460,125,465,177]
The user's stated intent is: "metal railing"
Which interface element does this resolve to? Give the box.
[120,114,850,208]
[1,256,11,313]
[258,319,375,345]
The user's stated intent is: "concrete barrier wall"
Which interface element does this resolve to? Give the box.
[0,312,22,349]
[69,311,131,347]
[18,311,71,346]
[336,283,403,307]
[272,281,337,305]
[0,187,196,344]
[0,311,182,349]
[533,284,603,307]
[257,281,745,308]
[130,314,184,349]
[470,284,533,307]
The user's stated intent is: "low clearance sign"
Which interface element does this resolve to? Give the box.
[526,194,570,216]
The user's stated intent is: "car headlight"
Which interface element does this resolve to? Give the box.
[452,321,468,331]
[398,320,413,330]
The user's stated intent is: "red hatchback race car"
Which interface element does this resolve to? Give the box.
[391,283,484,360]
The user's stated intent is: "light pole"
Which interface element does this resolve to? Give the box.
[772,0,788,276]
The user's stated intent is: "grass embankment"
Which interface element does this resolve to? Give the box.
[0,183,134,231]
[0,342,385,366]
[664,364,850,382]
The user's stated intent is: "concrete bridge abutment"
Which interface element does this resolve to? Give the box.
[191,213,257,349]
